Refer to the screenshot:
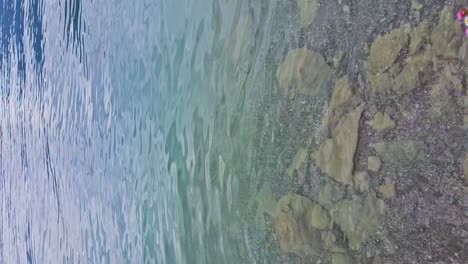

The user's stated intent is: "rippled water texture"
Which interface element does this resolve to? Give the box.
[1,0,468,263]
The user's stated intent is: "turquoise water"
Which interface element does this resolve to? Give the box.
[3,0,467,263]
[1,0,277,262]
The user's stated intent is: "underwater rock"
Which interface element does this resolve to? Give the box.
[371,112,395,131]
[332,252,351,264]
[322,76,358,129]
[354,171,370,193]
[313,106,364,185]
[274,194,330,257]
[431,7,463,58]
[367,156,381,173]
[297,0,318,27]
[374,140,419,164]
[378,183,396,199]
[408,22,429,55]
[367,8,462,96]
[256,183,276,218]
[368,27,409,75]
[286,148,309,179]
[332,194,385,250]
[276,48,332,97]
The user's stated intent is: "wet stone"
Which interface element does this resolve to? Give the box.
[297,0,318,27]
[464,154,468,184]
[354,171,370,193]
[367,156,381,173]
[276,48,332,97]
[321,76,358,129]
[286,148,308,179]
[378,183,396,199]
[371,112,395,131]
[273,194,331,257]
[373,140,419,165]
[313,106,364,185]
[332,194,384,250]
[332,252,350,264]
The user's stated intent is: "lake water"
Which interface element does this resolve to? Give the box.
[2,0,467,263]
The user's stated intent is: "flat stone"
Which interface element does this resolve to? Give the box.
[274,194,330,257]
[332,194,384,250]
[322,76,357,129]
[332,253,351,264]
[374,140,419,164]
[431,7,463,58]
[372,112,395,131]
[276,48,332,97]
[367,156,381,172]
[313,106,364,185]
[286,148,308,179]
[368,27,409,75]
[408,21,429,55]
[256,183,276,218]
[297,0,318,27]
[354,171,370,193]
[378,183,396,199]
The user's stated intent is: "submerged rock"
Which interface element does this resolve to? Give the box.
[371,112,395,131]
[322,76,358,129]
[256,183,276,218]
[354,171,370,193]
[378,183,396,199]
[374,140,419,164]
[332,194,385,250]
[276,48,332,97]
[431,7,463,58]
[332,252,351,264]
[313,106,364,185]
[367,7,462,96]
[368,26,409,75]
[367,156,381,173]
[286,148,309,179]
[297,0,318,27]
[274,194,331,257]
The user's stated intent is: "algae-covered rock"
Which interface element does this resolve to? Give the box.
[297,0,318,27]
[374,140,419,164]
[322,76,358,129]
[314,106,364,185]
[372,112,395,131]
[332,253,351,264]
[368,27,409,75]
[274,194,330,257]
[378,183,396,199]
[256,183,276,218]
[367,156,381,173]
[276,48,332,97]
[286,148,309,179]
[307,203,331,230]
[332,194,385,250]
[354,171,370,193]
[431,7,463,58]
[392,51,433,95]
[408,21,430,55]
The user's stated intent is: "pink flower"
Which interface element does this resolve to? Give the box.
[465,28,468,37]
[457,11,465,21]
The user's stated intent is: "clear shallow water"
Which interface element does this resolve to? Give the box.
[3,0,467,263]
[1,0,276,262]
